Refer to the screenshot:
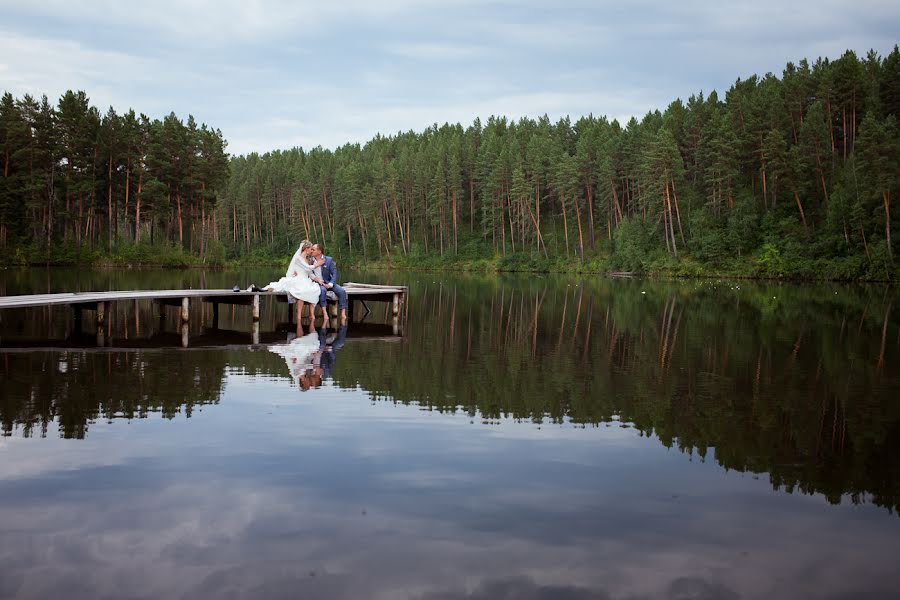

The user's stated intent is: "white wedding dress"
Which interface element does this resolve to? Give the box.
[265,248,321,304]
[268,332,322,385]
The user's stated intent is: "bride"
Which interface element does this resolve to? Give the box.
[261,240,327,326]
[268,331,324,390]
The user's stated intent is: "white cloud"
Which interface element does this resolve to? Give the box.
[384,41,488,61]
[3,0,451,44]
[2,0,897,155]
[0,30,158,109]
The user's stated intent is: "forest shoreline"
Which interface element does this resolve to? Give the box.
[2,47,898,286]
[4,252,896,284]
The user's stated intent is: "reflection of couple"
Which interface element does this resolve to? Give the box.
[256,240,348,329]
[268,325,347,391]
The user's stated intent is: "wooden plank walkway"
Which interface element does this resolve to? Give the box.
[0,283,407,310]
[0,283,408,330]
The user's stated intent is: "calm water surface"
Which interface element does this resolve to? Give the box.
[1,268,899,599]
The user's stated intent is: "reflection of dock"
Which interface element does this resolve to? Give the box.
[0,283,408,344]
[0,322,403,352]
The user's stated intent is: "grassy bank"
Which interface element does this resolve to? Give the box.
[350,248,898,282]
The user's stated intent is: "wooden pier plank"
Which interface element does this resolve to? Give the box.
[0,285,408,310]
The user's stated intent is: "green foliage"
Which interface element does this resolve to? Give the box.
[0,89,229,263]
[687,205,728,265]
[726,190,760,257]
[754,243,787,277]
[3,46,899,280]
[609,216,662,272]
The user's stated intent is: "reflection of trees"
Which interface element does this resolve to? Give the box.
[0,350,228,439]
[2,273,898,512]
[334,278,900,513]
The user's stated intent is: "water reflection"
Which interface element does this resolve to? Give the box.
[2,274,897,515]
[1,271,899,598]
[268,326,347,390]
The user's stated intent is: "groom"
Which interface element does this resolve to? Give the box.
[310,243,349,322]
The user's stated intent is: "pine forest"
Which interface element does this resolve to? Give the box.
[1,47,898,280]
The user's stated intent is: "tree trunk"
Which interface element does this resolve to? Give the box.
[469,180,475,233]
[793,190,808,233]
[814,144,829,205]
[135,171,143,243]
[610,177,623,225]
[176,192,184,245]
[585,182,595,249]
[499,193,505,255]
[574,195,584,260]
[884,190,893,260]
[662,201,672,255]
[107,154,113,247]
[78,192,84,245]
[670,177,686,245]
[664,187,678,257]
[124,164,130,238]
[842,106,847,161]
[452,189,458,254]
[761,162,768,206]
[507,190,515,254]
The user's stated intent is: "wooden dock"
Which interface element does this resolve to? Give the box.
[0,282,407,333]
[0,321,404,353]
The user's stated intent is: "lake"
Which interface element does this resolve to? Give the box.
[1,268,899,599]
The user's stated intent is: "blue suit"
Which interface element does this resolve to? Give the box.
[317,255,348,310]
[317,324,347,378]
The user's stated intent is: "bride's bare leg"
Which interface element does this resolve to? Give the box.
[297,302,308,334]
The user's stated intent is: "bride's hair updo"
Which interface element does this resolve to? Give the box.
[299,240,313,251]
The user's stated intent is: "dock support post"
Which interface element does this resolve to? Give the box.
[251,321,260,344]
[158,301,166,319]
[211,302,220,329]
[181,323,189,348]
[73,305,83,333]
[392,293,399,317]
[180,297,190,323]
[96,301,107,326]
[252,294,260,321]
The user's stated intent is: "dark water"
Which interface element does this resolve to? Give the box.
[1,268,899,600]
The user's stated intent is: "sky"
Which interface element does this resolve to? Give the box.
[1,0,898,156]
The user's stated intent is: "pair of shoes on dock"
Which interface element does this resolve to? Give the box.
[244,284,266,293]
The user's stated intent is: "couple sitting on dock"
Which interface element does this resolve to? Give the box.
[251,240,348,325]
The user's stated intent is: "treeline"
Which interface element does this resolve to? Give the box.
[223,47,900,279]
[2,48,899,278]
[0,90,229,262]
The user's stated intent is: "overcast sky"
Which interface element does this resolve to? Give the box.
[1,0,897,156]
